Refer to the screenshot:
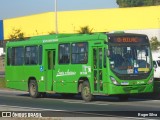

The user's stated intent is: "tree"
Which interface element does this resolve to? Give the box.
[154,0,160,5]
[48,31,55,35]
[77,26,93,34]
[8,28,25,40]
[116,0,160,8]
[150,36,160,51]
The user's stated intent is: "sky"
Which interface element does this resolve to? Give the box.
[0,0,118,20]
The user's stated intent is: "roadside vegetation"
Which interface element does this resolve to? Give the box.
[77,26,93,34]
[8,28,25,40]
[116,0,160,8]
[150,36,160,51]
[0,77,5,88]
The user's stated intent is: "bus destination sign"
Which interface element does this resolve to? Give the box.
[114,37,139,43]
[108,35,148,44]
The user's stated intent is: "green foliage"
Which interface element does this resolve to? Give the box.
[8,28,25,40]
[48,31,56,35]
[116,0,160,7]
[154,0,160,5]
[77,26,93,34]
[150,36,160,51]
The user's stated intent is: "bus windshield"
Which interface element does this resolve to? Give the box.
[109,45,152,75]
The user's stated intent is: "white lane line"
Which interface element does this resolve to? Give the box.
[83,102,109,106]
[0,89,27,94]
[0,104,64,111]
[64,100,109,106]
[63,101,84,104]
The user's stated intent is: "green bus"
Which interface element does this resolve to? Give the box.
[5,33,154,101]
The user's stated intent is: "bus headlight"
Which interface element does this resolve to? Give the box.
[110,76,119,85]
[148,77,153,84]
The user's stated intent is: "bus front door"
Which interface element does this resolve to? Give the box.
[46,50,56,91]
[92,47,103,93]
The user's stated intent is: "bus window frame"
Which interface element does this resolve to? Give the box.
[39,45,43,65]
[25,46,39,65]
[7,47,12,66]
[58,43,70,65]
[71,42,88,64]
[11,47,24,66]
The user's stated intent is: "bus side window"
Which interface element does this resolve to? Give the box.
[71,42,88,64]
[15,47,24,65]
[59,44,70,64]
[25,46,38,65]
[59,55,69,64]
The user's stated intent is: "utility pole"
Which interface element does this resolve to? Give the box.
[55,0,58,34]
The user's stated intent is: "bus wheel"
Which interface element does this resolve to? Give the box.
[118,95,129,101]
[81,81,93,102]
[29,80,40,98]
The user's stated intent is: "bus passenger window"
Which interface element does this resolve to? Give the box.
[59,44,70,64]
[11,47,24,66]
[25,46,38,65]
[71,42,88,64]
[59,55,69,64]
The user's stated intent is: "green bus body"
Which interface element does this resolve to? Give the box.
[5,33,154,101]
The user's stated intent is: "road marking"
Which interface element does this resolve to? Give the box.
[0,89,27,94]
[63,100,84,104]
[64,100,109,106]
[0,104,64,111]
[83,102,109,106]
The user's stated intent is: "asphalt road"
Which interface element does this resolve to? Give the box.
[0,88,160,119]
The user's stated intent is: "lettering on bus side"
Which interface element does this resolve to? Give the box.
[80,65,91,75]
[56,69,76,77]
[43,39,58,43]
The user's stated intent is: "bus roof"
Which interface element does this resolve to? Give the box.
[6,32,148,47]
[6,33,107,47]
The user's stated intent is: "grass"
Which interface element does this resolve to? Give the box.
[0,77,5,88]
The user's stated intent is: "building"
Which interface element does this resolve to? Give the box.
[0,6,159,72]
[1,5,160,41]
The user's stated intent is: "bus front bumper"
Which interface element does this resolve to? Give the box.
[107,83,153,95]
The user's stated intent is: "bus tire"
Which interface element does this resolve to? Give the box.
[81,81,93,102]
[29,80,40,98]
